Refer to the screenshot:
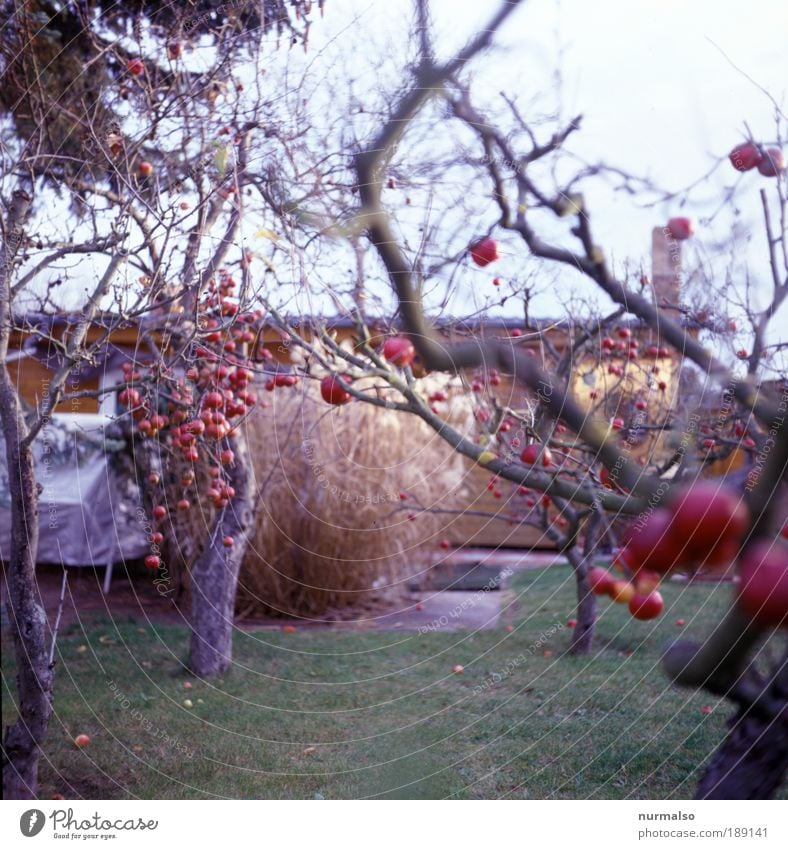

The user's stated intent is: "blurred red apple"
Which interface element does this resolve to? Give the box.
[729,142,762,172]
[736,541,788,627]
[382,336,415,367]
[470,237,500,267]
[666,217,694,241]
[628,590,664,620]
[757,147,785,177]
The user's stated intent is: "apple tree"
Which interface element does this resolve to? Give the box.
[0,0,326,798]
[347,0,787,798]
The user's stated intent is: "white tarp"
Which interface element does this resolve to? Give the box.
[0,415,148,567]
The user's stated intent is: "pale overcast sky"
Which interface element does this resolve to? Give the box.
[309,0,787,338]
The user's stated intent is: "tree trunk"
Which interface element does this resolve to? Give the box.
[564,509,603,655]
[189,430,255,677]
[566,547,597,655]
[1,189,55,799]
[0,426,52,800]
[696,650,788,799]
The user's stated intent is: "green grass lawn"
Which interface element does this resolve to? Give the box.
[3,565,785,800]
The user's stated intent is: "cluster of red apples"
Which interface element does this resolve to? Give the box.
[588,483,786,626]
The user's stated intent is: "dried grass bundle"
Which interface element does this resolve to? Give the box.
[237,376,468,618]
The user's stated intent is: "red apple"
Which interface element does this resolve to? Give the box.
[628,590,664,620]
[729,142,763,172]
[439,539,451,549]
[138,161,154,177]
[74,734,91,748]
[520,443,553,468]
[452,664,465,674]
[127,58,144,76]
[736,541,788,627]
[633,569,661,594]
[320,375,352,405]
[145,554,161,569]
[611,416,625,430]
[167,41,182,60]
[610,580,635,604]
[666,217,694,241]
[177,499,191,511]
[203,391,224,409]
[625,509,683,575]
[469,237,500,267]
[588,566,615,595]
[222,536,234,547]
[382,336,415,367]
[668,482,748,563]
[152,505,167,520]
[757,147,785,177]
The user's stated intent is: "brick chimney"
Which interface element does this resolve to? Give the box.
[651,226,682,311]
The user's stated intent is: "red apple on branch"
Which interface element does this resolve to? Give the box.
[729,142,763,172]
[610,580,635,604]
[666,217,694,241]
[629,590,664,620]
[588,566,615,595]
[520,443,553,468]
[382,336,415,367]
[320,375,352,405]
[757,147,785,177]
[469,237,500,267]
[736,541,788,627]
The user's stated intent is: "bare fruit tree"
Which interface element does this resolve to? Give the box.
[0,0,321,798]
[352,0,787,799]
